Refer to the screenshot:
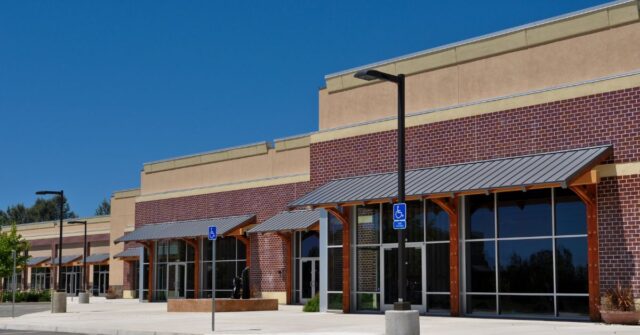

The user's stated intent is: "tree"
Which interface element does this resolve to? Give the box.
[95,198,111,216]
[0,223,30,297]
[0,196,77,226]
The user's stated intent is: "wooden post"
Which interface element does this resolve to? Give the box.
[431,197,460,316]
[235,235,251,268]
[570,184,600,321]
[326,206,351,314]
[143,241,155,302]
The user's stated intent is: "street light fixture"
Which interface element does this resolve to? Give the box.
[68,220,88,299]
[35,190,64,292]
[354,69,410,311]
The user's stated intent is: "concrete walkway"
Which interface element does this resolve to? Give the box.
[0,299,638,335]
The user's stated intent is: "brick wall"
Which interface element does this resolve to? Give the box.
[135,181,312,294]
[311,86,640,296]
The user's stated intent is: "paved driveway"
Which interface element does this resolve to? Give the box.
[0,304,50,318]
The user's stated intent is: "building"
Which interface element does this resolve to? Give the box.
[13,0,640,322]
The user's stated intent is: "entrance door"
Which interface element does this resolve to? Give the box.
[99,272,109,295]
[299,258,319,303]
[167,264,186,299]
[65,272,77,295]
[383,246,424,312]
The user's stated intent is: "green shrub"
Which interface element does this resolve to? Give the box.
[303,294,320,312]
[1,290,51,303]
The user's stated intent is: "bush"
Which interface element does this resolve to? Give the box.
[1,290,51,303]
[303,294,319,312]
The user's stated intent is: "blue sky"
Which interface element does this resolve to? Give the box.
[0,0,610,217]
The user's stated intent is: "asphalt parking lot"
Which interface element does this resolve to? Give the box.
[0,304,50,318]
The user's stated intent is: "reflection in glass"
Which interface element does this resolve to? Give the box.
[556,237,588,293]
[357,205,380,245]
[555,188,586,235]
[466,194,495,239]
[328,293,343,310]
[466,241,495,292]
[426,243,450,292]
[301,231,319,257]
[384,248,422,305]
[499,239,553,293]
[557,296,589,317]
[216,238,236,260]
[356,293,380,311]
[382,201,423,243]
[215,262,235,290]
[328,214,343,246]
[426,201,449,241]
[328,248,343,291]
[467,295,496,314]
[427,294,450,312]
[498,189,551,238]
[500,295,554,316]
[356,247,379,292]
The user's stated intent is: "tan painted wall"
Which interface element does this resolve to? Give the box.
[140,146,310,196]
[109,189,139,287]
[17,216,111,241]
[319,22,640,130]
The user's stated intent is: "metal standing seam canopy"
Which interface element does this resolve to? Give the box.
[290,145,612,208]
[84,253,110,264]
[49,255,81,266]
[27,256,50,267]
[114,214,256,243]
[248,210,321,234]
[113,247,142,259]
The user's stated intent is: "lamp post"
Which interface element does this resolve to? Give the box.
[355,70,418,335]
[35,190,67,313]
[69,220,89,304]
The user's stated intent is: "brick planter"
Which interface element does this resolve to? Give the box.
[167,298,278,312]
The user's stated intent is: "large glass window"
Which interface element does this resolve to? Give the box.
[463,188,589,319]
[155,240,198,300]
[30,267,51,291]
[327,213,343,310]
[357,205,380,245]
[382,201,424,243]
[202,237,246,299]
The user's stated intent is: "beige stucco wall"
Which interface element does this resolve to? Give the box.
[140,146,310,196]
[319,21,640,130]
[108,189,139,287]
[16,216,111,242]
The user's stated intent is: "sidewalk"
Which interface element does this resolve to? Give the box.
[0,298,638,335]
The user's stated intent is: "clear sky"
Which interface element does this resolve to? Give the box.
[0,0,611,217]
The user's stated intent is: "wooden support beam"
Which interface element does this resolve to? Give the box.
[181,238,200,298]
[431,198,460,316]
[141,241,155,302]
[570,184,600,321]
[235,235,251,268]
[276,232,293,305]
[570,169,599,186]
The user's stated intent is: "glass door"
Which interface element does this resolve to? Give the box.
[299,258,319,303]
[65,272,77,295]
[382,246,425,312]
[168,263,186,299]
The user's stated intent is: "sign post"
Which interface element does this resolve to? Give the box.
[393,203,407,230]
[208,226,217,332]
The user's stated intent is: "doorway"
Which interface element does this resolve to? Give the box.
[167,263,186,299]
[299,258,319,304]
[65,272,78,295]
[93,265,109,296]
[382,246,424,312]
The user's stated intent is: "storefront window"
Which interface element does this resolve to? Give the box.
[382,201,423,243]
[357,205,380,245]
[463,188,589,318]
[327,212,343,310]
[202,237,247,299]
[30,267,51,291]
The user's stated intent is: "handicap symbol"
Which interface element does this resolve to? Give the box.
[394,207,404,220]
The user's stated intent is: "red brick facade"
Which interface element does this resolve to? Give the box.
[311,86,640,296]
[135,181,312,293]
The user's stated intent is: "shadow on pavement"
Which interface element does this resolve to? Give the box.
[0,303,50,318]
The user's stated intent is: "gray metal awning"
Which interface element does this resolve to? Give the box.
[49,255,81,266]
[27,256,50,267]
[85,253,110,264]
[290,146,612,208]
[249,210,320,234]
[114,214,255,243]
[113,248,142,259]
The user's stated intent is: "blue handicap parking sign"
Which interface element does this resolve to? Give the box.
[208,226,217,240]
[393,203,406,230]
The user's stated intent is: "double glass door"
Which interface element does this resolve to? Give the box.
[65,272,78,295]
[299,258,319,303]
[382,246,424,312]
[167,263,186,299]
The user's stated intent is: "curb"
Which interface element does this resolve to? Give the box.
[0,323,202,335]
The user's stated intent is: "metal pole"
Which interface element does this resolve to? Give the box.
[211,240,216,332]
[395,74,409,310]
[83,222,87,293]
[12,250,16,318]
[57,191,64,291]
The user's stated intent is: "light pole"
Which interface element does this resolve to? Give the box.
[354,69,409,310]
[35,190,67,313]
[69,220,89,304]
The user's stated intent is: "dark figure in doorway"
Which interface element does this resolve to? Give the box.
[232,276,242,299]
[241,267,250,299]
